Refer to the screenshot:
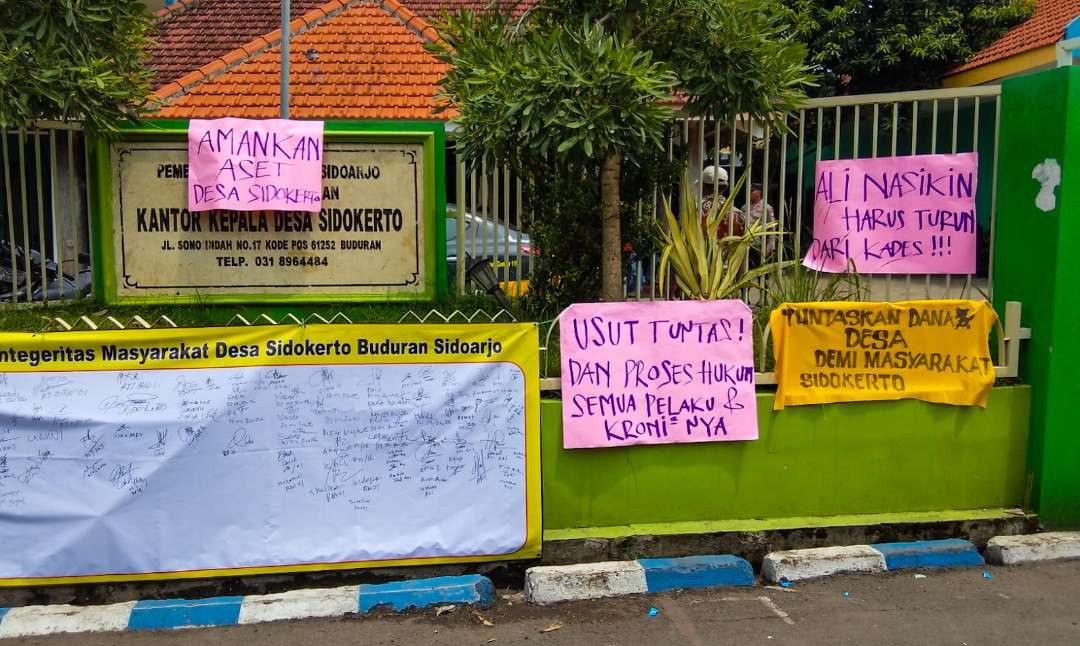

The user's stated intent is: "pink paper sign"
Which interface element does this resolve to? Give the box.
[804,152,978,274]
[187,118,324,212]
[559,300,758,449]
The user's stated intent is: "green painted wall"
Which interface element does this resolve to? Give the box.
[993,67,1080,528]
[541,387,1030,530]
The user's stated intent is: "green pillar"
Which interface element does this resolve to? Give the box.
[993,67,1080,528]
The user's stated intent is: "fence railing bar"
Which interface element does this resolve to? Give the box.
[804,85,1000,109]
[832,105,841,161]
[515,172,523,288]
[34,133,47,305]
[777,116,788,271]
[502,165,510,293]
[633,200,643,299]
[28,120,84,131]
[2,134,16,302]
[947,97,960,298]
[854,105,870,295]
[455,156,466,294]
[742,115,754,298]
[760,121,772,293]
[853,104,861,158]
[683,116,691,228]
[989,97,1001,303]
[695,116,705,206]
[17,131,32,303]
[925,99,939,300]
[906,102,918,299]
[795,109,806,258]
[468,164,477,272]
[727,110,737,238]
[951,97,960,153]
[48,132,61,302]
[887,102,899,301]
[67,130,81,301]
[964,97,982,299]
[81,130,95,299]
[481,158,489,274]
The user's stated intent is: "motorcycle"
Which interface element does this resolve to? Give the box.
[0,241,92,302]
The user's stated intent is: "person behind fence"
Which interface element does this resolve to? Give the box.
[746,183,776,258]
[700,165,743,238]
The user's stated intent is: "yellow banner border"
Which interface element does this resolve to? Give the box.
[0,323,541,587]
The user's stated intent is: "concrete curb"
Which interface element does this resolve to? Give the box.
[762,545,887,583]
[0,575,494,639]
[985,532,1080,565]
[524,555,753,605]
[761,539,984,583]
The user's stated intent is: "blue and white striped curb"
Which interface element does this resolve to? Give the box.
[763,539,984,583]
[524,555,754,605]
[873,539,984,570]
[0,574,494,639]
[986,532,1080,565]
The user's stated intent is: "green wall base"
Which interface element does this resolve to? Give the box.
[543,508,1027,541]
[541,387,1031,531]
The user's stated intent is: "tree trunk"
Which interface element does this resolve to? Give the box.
[600,150,623,302]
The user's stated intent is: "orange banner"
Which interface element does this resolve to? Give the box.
[771,300,997,410]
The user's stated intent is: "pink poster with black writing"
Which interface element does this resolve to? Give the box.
[804,152,978,274]
[559,300,758,449]
[188,118,324,212]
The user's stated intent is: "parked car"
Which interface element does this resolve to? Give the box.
[445,204,533,293]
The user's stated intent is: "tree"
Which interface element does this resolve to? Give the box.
[431,1,813,302]
[785,0,1035,95]
[0,0,153,135]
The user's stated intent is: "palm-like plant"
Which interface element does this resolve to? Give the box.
[657,175,794,300]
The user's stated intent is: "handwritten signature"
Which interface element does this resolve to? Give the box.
[35,376,73,393]
[81,429,104,457]
[108,462,137,488]
[98,393,164,413]
[149,429,168,455]
[174,378,203,396]
[179,425,206,444]
[222,428,254,456]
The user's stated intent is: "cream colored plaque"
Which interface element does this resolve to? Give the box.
[111,141,425,297]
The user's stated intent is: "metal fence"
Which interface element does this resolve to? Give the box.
[448,154,528,297]
[0,88,1002,310]
[0,123,92,306]
[452,85,1003,304]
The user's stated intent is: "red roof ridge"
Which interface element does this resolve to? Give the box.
[946,0,1080,76]
[153,0,204,22]
[376,0,441,44]
[151,0,358,107]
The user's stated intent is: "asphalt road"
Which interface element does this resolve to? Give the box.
[10,561,1080,645]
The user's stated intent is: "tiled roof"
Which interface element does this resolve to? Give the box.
[148,0,329,89]
[948,0,1080,75]
[406,0,536,21]
[152,0,450,120]
[148,0,537,91]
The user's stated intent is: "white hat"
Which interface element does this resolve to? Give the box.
[701,165,728,185]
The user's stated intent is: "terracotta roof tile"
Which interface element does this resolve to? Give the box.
[406,0,536,21]
[148,0,331,89]
[152,3,451,121]
[949,0,1080,74]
